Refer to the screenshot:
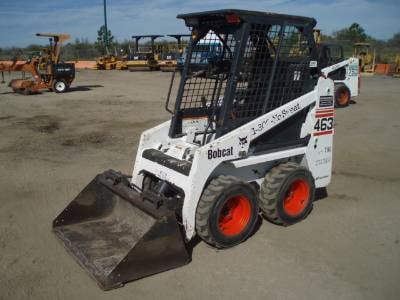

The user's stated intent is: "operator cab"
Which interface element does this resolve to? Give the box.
[168,9,320,150]
[318,43,346,80]
[178,35,223,71]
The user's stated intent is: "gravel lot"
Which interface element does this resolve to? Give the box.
[0,70,399,300]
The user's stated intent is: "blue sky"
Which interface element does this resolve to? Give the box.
[0,0,399,47]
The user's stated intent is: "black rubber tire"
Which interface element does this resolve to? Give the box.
[195,175,259,249]
[260,162,315,226]
[53,79,67,93]
[334,83,351,108]
[22,88,32,95]
[142,174,158,192]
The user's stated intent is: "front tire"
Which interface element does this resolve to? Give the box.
[195,175,259,249]
[142,174,158,192]
[53,79,67,93]
[260,162,315,226]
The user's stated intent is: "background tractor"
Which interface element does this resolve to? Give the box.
[0,33,75,94]
[393,54,400,78]
[157,34,190,72]
[126,35,163,71]
[94,54,118,70]
[354,42,375,73]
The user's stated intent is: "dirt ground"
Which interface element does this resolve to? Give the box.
[0,70,399,300]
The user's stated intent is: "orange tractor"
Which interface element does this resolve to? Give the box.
[0,33,75,94]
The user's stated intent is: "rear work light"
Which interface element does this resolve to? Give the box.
[226,14,241,25]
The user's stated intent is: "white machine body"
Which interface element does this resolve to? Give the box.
[323,57,360,98]
[132,77,335,240]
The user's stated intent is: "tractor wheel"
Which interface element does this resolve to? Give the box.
[53,80,68,93]
[142,174,158,192]
[195,175,259,248]
[22,88,33,95]
[260,162,315,226]
[334,83,351,108]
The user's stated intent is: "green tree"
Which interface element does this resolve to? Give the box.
[333,23,369,43]
[387,33,400,49]
[331,23,371,57]
[95,25,115,55]
[320,33,333,42]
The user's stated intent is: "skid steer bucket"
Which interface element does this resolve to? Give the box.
[53,170,191,290]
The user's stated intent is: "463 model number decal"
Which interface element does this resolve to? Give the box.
[314,108,334,136]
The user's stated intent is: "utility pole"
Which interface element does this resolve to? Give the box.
[103,0,109,54]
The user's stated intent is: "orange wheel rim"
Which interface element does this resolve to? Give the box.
[283,179,310,217]
[218,195,251,236]
[338,90,349,105]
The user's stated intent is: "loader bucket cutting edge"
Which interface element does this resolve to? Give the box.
[53,170,191,290]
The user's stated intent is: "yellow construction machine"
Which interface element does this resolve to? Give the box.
[313,29,321,45]
[115,57,128,70]
[95,52,129,70]
[157,34,190,72]
[353,43,375,73]
[95,54,118,70]
[126,35,163,71]
[392,54,400,78]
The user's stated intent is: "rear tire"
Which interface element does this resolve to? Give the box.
[22,88,32,95]
[53,79,67,93]
[195,175,259,249]
[260,162,315,226]
[334,83,350,108]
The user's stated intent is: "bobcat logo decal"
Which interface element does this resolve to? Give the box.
[239,136,248,146]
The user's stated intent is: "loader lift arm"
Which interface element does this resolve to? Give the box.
[321,58,354,77]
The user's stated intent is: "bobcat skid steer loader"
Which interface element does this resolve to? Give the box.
[317,43,360,107]
[53,9,339,290]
